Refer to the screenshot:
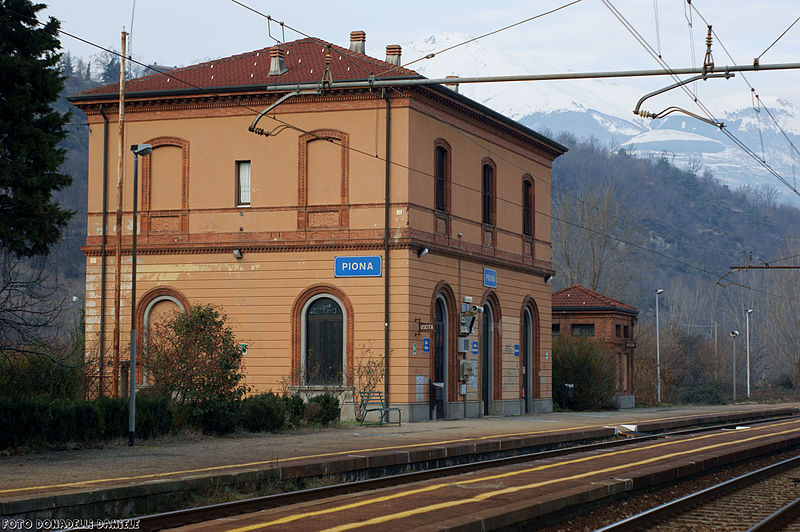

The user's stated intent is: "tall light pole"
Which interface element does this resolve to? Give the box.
[730,330,739,402]
[655,289,664,404]
[128,143,152,446]
[746,309,753,398]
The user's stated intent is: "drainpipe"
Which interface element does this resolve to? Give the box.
[99,104,109,397]
[383,88,391,404]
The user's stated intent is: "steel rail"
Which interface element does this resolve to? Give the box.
[69,414,798,531]
[596,454,800,532]
[748,496,800,532]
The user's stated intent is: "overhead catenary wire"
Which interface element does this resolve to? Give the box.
[755,15,800,63]
[601,0,800,199]
[376,0,584,76]
[35,9,800,304]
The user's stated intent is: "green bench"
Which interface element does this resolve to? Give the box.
[358,390,401,426]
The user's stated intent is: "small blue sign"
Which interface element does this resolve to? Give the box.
[514,344,520,357]
[335,256,382,277]
[483,268,497,288]
[422,337,430,353]
[472,340,479,355]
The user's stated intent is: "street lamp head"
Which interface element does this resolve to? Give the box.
[131,143,153,156]
[655,289,664,294]
[730,330,739,337]
[747,308,754,314]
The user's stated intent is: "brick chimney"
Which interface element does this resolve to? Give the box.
[385,44,401,66]
[349,31,366,54]
[269,48,288,76]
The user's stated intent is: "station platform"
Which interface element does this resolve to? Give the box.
[1,403,798,524]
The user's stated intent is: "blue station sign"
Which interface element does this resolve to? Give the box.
[483,268,497,288]
[335,256,382,277]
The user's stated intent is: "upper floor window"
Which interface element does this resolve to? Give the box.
[482,161,495,225]
[236,160,251,206]
[434,145,448,212]
[572,323,595,336]
[522,177,534,236]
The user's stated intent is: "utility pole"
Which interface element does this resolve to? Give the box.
[112,30,127,398]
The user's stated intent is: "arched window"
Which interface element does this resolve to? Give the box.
[434,144,449,212]
[522,177,534,237]
[482,160,495,225]
[303,295,345,384]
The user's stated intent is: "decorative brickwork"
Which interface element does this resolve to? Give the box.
[290,285,355,386]
[298,129,350,230]
[141,136,190,237]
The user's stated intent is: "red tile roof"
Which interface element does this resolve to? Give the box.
[77,37,421,98]
[552,285,637,312]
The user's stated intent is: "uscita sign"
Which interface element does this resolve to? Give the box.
[334,256,383,277]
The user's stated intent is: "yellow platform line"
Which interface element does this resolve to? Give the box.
[0,407,786,496]
[224,418,800,531]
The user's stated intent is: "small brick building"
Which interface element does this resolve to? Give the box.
[552,285,638,408]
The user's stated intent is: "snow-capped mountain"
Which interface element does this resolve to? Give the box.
[401,34,800,207]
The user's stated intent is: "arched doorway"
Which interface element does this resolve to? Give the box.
[522,307,533,413]
[432,296,448,419]
[481,302,494,415]
[302,295,345,385]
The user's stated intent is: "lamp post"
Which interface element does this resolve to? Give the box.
[128,143,152,446]
[730,330,739,402]
[746,309,753,398]
[655,289,663,404]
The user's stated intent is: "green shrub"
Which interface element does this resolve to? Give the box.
[307,394,339,426]
[552,335,616,411]
[94,397,127,439]
[185,400,239,436]
[136,395,173,438]
[283,394,305,428]
[241,393,285,432]
[673,385,726,405]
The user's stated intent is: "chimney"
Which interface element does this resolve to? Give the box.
[349,31,366,54]
[269,47,288,76]
[385,44,402,66]
[445,75,460,93]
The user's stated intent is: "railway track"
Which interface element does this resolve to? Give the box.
[598,454,800,532]
[79,415,799,531]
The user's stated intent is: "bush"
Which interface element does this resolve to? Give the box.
[673,385,726,405]
[307,394,340,426]
[184,400,239,436]
[143,304,249,404]
[553,335,616,410]
[94,397,127,439]
[136,395,173,438]
[241,393,286,432]
[283,394,305,428]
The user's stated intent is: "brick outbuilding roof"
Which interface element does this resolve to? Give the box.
[76,37,421,98]
[552,285,637,314]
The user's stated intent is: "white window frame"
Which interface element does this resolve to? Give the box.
[236,160,251,207]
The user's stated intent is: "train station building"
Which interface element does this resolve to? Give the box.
[552,285,638,408]
[71,32,566,421]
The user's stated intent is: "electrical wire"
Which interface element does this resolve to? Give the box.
[226,0,759,260]
[755,15,800,62]
[602,0,800,199]
[376,0,584,76]
[688,4,800,165]
[36,8,800,303]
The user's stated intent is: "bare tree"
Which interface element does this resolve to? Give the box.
[759,240,800,387]
[551,180,644,299]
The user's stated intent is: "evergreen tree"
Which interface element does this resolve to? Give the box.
[0,0,72,258]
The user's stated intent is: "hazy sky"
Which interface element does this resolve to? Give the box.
[43,1,799,111]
